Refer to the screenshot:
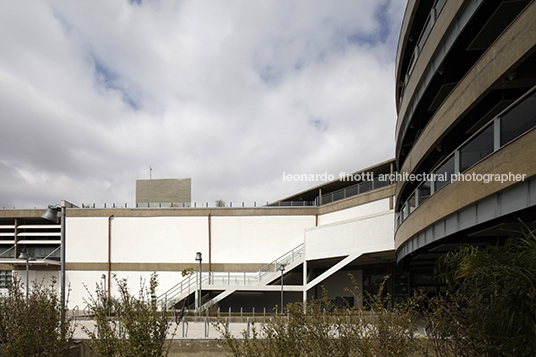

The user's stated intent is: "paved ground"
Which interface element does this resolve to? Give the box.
[73,320,251,340]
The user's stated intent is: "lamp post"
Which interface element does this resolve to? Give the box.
[41,201,76,328]
[17,251,36,298]
[195,252,202,316]
[280,264,285,314]
[101,274,107,295]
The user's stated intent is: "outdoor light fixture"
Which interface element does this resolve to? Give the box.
[18,251,36,298]
[195,252,202,316]
[280,264,285,314]
[41,205,60,224]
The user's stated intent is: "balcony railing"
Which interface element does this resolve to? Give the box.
[320,177,392,205]
[400,0,447,104]
[396,86,536,227]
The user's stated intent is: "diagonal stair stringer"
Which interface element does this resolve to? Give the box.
[305,243,394,291]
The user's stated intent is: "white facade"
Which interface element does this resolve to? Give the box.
[4,161,397,311]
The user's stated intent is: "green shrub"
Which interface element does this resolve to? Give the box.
[82,273,179,357]
[218,224,536,357]
[217,282,425,357]
[0,277,75,357]
[435,226,536,356]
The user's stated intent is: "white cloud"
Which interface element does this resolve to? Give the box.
[0,0,406,208]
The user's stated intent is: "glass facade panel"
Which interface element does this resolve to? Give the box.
[418,16,433,50]
[418,181,431,203]
[332,190,344,202]
[374,177,390,189]
[409,193,416,213]
[359,181,372,194]
[434,155,455,191]
[435,0,447,13]
[0,270,11,289]
[501,92,536,146]
[345,185,358,197]
[460,124,494,172]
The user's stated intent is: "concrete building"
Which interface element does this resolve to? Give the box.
[394,0,536,282]
[0,160,402,312]
[136,178,192,207]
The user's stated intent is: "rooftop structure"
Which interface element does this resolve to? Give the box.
[136,178,191,207]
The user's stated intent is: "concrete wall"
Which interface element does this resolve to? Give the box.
[65,214,316,307]
[318,198,390,225]
[136,178,191,204]
[306,211,394,261]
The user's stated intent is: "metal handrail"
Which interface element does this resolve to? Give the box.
[158,243,306,307]
[43,246,61,260]
[258,244,304,280]
[0,245,15,258]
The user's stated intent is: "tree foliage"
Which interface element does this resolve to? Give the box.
[435,225,536,355]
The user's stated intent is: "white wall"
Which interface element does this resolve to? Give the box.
[305,211,394,261]
[318,198,391,226]
[67,218,109,262]
[111,217,209,263]
[13,269,59,293]
[63,205,392,308]
[67,270,182,308]
[65,214,316,307]
[67,215,315,265]
[67,216,209,264]
[211,215,315,263]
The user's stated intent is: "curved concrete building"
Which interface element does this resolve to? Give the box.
[395,0,536,273]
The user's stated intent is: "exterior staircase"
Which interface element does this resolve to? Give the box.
[158,243,304,310]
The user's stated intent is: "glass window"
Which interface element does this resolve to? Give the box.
[418,16,433,50]
[435,0,447,13]
[359,181,372,194]
[409,193,416,213]
[332,190,344,202]
[460,124,494,172]
[434,155,455,191]
[374,177,389,189]
[418,181,431,203]
[0,270,12,289]
[345,185,358,198]
[501,92,536,146]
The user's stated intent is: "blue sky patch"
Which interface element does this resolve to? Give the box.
[93,56,141,111]
[309,118,329,131]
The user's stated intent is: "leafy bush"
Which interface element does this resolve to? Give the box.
[82,273,179,357]
[218,227,536,356]
[0,277,75,356]
[217,284,425,357]
[434,226,536,356]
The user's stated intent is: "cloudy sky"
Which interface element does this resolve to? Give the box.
[0,0,406,209]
